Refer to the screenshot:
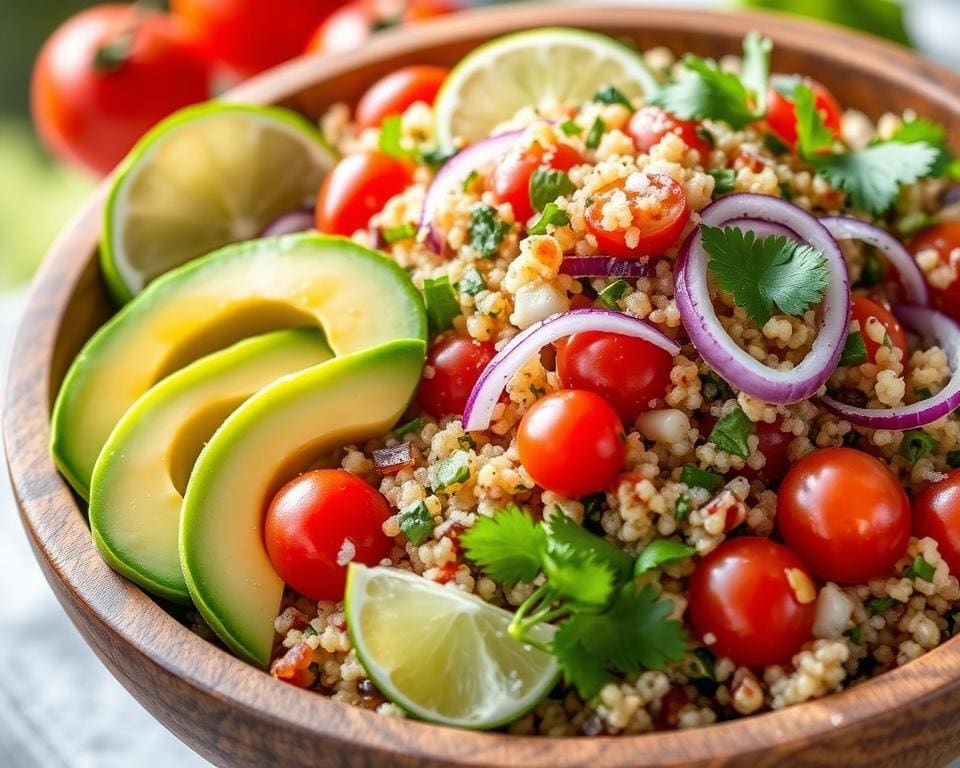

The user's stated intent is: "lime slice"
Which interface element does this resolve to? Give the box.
[345,564,559,729]
[433,27,660,148]
[102,103,335,303]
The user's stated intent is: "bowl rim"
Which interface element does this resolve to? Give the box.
[7,5,960,766]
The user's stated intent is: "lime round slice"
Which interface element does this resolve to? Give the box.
[102,103,335,303]
[345,564,559,729]
[433,27,660,148]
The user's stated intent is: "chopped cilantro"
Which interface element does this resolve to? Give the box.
[858,248,887,288]
[468,204,510,258]
[586,116,605,150]
[763,132,789,156]
[530,167,575,212]
[701,225,830,325]
[382,222,417,243]
[675,495,692,522]
[793,83,836,156]
[681,464,724,493]
[527,202,570,236]
[707,405,755,460]
[458,434,477,450]
[778,181,794,200]
[839,331,868,367]
[422,276,461,334]
[900,429,938,465]
[847,626,863,645]
[709,168,736,195]
[460,505,547,584]
[597,278,630,309]
[593,84,633,110]
[906,555,936,582]
[457,266,486,296]
[395,417,423,437]
[559,118,581,136]
[399,501,435,545]
[699,371,733,401]
[868,596,898,615]
[462,169,479,192]
[581,492,606,523]
[420,146,456,169]
[947,450,960,469]
[890,117,960,180]
[690,647,716,680]
[914,386,933,401]
[431,450,470,491]
[634,539,696,575]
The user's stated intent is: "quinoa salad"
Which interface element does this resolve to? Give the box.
[53,27,960,738]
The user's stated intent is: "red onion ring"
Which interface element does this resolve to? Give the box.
[676,194,851,404]
[820,216,929,305]
[822,304,960,429]
[560,257,657,278]
[462,309,680,432]
[260,208,315,237]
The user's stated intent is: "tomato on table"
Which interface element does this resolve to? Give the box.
[555,331,673,425]
[31,5,211,176]
[356,65,448,129]
[264,469,393,601]
[688,537,816,668]
[491,141,582,223]
[851,294,908,362]
[777,447,911,583]
[584,174,689,259]
[765,76,842,149]
[418,334,496,416]
[628,106,712,156]
[911,221,960,323]
[518,389,626,498]
[913,470,960,575]
[315,150,414,236]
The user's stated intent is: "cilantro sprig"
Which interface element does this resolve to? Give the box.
[461,507,688,697]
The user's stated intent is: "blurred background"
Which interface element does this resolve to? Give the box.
[0,1,956,767]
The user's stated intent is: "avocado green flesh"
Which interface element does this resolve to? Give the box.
[180,340,425,668]
[51,234,427,500]
[89,329,334,604]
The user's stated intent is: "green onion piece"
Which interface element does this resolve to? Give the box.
[906,555,936,582]
[593,84,633,109]
[395,417,423,437]
[778,181,794,200]
[529,167,575,212]
[458,266,486,296]
[379,115,411,160]
[423,276,461,334]
[399,500,435,545]
[420,146,456,169]
[914,386,933,400]
[597,278,630,309]
[709,169,736,196]
[675,495,692,523]
[432,450,470,491]
[868,596,898,615]
[839,331,868,367]
[634,539,696,576]
[763,132,789,155]
[527,202,570,236]
[707,406,754,460]
[462,169,479,192]
[383,223,417,243]
[559,119,581,136]
[900,429,939,465]
[586,116,605,150]
[847,626,863,645]
[681,465,724,493]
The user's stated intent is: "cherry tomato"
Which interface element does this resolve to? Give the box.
[491,142,582,223]
[701,414,793,484]
[911,221,960,323]
[315,150,413,236]
[418,334,496,416]
[688,537,816,667]
[851,294,908,362]
[555,331,673,425]
[171,0,341,78]
[765,76,842,149]
[264,469,392,601]
[31,5,210,176]
[356,65,448,129]
[628,106,712,156]
[584,174,689,259]
[518,390,626,498]
[306,0,459,56]
[777,447,911,583]
[913,470,960,575]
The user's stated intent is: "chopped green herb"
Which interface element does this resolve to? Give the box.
[675,495,692,523]
[432,449,470,491]
[763,132,789,156]
[690,647,716,680]
[868,596,898,615]
[901,430,939,465]
[847,626,863,645]
[462,169,479,192]
[420,145,457,169]
[559,119,581,136]
[586,116,605,150]
[947,450,960,469]
[699,371,733,401]
[682,464,724,493]
[527,202,570,236]
[914,386,933,401]
[906,555,936,582]
[858,248,887,288]
[839,332,868,367]
[634,540,697,576]
[593,84,633,110]
[395,417,423,436]
[707,405,755,460]
[695,125,715,148]
[793,83,836,157]
[468,204,511,258]
[458,266,486,296]
[529,383,546,398]
[890,117,960,180]
[709,168,736,196]
[383,222,417,243]
[458,434,477,450]
[778,181,794,200]
[399,500,436,545]
[581,492,606,522]
[422,275,461,334]
[530,167,576,212]
[701,225,830,325]
[597,278,630,309]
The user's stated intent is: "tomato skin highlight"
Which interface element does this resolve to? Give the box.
[555,331,673,425]
[418,334,496,417]
[765,76,842,149]
[913,470,960,575]
[315,150,413,237]
[356,65,448,129]
[777,447,911,584]
[491,142,582,224]
[910,221,960,323]
[518,389,626,498]
[628,106,711,156]
[264,469,392,602]
[851,295,907,362]
[688,537,816,668]
[31,5,211,176]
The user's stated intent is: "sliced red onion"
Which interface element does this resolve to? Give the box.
[820,216,929,305]
[462,309,680,432]
[419,130,522,253]
[560,257,656,278]
[724,217,799,241]
[676,194,851,404]
[822,304,960,429]
[261,208,315,237]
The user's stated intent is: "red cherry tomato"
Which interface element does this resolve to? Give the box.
[356,65,448,129]
[555,331,673,425]
[628,106,712,156]
[911,221,960,323]
[914,470,960,574]
[851,294,908,362]
[315,150,413,236]
[518,389,626,498]
[491,142,582,223]
[765,76,842,149]
[306,0,459,56]
[584,174,690,259]
[264,469,392,601]
[688,537,816,667]
[418,334,496,417]
[777,447,911,583]
[171,0,341,78]
[31,5,210,176]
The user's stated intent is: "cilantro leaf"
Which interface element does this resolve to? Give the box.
[461,506,547,585]
[527,202,570,236]
[546,512,633,583]
[681,464,723,493]
[468,204,510,258]
[529,167,575,212]
[793,82,836,157]
[839,331,868,367]
[541,547,616,607]
[593,84,633,110]
[634,540,696,575]
[398,501,435,545]
[740,31,773,115]
[701,225,830,325]
[707,405,754,460]
[649,54,757,129]
[890,118,960,180]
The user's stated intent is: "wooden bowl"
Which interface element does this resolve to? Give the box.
[7,5,960,767]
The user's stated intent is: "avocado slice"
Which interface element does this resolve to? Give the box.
[180,339,425,668]
[51,234,426,499]
[89,329,334,604]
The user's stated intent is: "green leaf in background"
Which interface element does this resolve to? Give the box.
[739,0,910,46]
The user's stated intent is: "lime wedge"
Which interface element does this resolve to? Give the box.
[102,103,335,303]
[345,564,559,729]
[433,27,660,148]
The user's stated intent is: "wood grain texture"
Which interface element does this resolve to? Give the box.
[6,6,960,768]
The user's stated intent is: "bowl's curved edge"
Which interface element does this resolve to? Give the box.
[6,6,960,768]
